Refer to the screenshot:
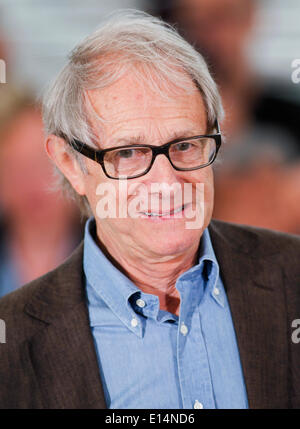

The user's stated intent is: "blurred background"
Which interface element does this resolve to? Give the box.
[0,0,299,297]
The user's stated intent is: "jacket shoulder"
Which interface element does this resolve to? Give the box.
[0,242,84,339]
[209,219,300,257]
[0,243,86,408]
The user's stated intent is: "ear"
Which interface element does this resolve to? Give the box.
[45,135,86,196]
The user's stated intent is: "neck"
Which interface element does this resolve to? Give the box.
[95,226,200,316]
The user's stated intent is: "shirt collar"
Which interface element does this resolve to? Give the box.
[83,218,143,337]
[84,218,224,338]
[199,228,225,307]
[176,227,225,308]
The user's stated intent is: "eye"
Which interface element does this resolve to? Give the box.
[174,142,194,152]
[117,149,135,159]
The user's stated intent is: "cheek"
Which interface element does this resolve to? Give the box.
[203,170,215,213]
[191,168,214,223]
[204,170,214,202]
[83,171,105,214]
[189,168,214,198]
[83,160,107,207]
[84,165,124,222]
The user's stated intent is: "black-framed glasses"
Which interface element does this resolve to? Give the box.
[66,120,222,180]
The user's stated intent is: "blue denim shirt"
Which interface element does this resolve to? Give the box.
[84,218,248,409]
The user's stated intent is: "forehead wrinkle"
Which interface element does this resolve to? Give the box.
[86,75,207,148]
[105,126,205,148]
[97,108,207,148]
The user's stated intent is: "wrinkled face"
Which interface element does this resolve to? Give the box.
[81,72,215,258]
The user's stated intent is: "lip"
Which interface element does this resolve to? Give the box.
[138,204,190,220]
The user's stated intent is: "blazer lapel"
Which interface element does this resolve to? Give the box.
[209,220,289,408]
[24,244,107,409]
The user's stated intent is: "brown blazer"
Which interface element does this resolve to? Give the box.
[0,220,299,409]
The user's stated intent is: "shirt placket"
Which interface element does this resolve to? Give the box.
[176,278,216,409]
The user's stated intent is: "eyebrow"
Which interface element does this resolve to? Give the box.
[108,130,205,147]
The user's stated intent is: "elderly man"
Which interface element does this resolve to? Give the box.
[0,11,299,409]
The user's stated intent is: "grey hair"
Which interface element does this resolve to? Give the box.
[42,9,224,217]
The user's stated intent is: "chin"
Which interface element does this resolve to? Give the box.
[138,228,202,257]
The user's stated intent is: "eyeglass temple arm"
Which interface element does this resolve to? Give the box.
[214,119,221,134]
[59,132,103,163]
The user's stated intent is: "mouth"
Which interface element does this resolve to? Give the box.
[139,204,188,220]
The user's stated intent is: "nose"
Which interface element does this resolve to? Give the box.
[146,153,180,184]
[140,153,186,211]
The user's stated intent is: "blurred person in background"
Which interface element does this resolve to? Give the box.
[153,0,300,234]
[0,85,83,298]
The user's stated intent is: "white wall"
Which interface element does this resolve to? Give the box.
[250,0,300,80]
[0,0,146,92]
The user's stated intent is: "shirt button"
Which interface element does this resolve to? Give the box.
[131,317,138,327]
[194,400,204,409]
[136,298,146,308]
[180,323,188,336]
[214,287,220,296]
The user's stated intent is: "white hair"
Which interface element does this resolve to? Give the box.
[43,9,224,216]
